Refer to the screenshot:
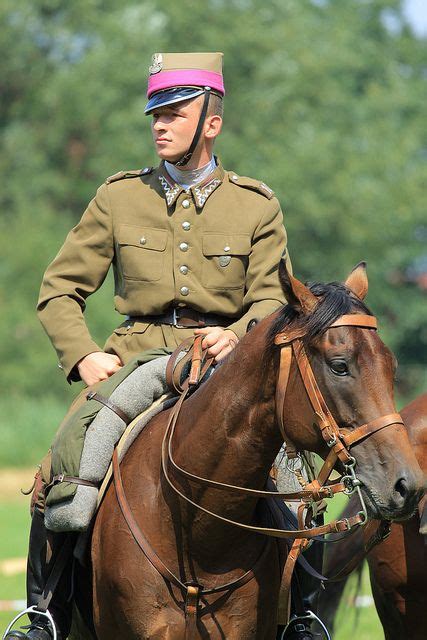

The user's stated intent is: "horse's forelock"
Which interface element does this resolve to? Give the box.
[268,281,373,347]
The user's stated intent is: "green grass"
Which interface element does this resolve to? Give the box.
[0,502,30,567]
[0,497,31,636]
[333,567,383,639]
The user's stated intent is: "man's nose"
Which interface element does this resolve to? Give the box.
[153,119,166,131]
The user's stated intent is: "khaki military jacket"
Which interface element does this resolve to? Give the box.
[38,160,289,380]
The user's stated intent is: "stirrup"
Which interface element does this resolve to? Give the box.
[281,610,330,640]
[2,605,57,640]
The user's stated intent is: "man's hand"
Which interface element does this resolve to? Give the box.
[193,327,239,362]
[77,352,123,386]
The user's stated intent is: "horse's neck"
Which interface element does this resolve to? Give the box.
[170,323,282,546]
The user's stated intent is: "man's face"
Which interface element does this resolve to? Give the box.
[150,96,203,163]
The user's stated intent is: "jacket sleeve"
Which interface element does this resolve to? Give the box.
[37,183,114,381]
[227,198,291,338]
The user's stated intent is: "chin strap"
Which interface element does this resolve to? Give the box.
[174,87,211,167]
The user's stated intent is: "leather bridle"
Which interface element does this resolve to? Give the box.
[112,312,403,635]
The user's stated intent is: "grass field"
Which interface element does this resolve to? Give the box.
[0,470,32,636]
[0,469,385,638]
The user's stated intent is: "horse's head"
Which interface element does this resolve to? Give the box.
[271,261,424,521]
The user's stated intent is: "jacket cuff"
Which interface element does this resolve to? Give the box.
[60,342,104,383]
[227,316,255,339]
[228,300,284,339]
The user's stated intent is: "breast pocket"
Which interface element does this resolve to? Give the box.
[202,234,251,290]
[117,225,167,282]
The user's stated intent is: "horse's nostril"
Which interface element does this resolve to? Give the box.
[394,477,408,499]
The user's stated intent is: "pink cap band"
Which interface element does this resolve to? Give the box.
[147,69,225,98]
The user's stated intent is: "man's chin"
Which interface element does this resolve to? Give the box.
[156,149,183,164]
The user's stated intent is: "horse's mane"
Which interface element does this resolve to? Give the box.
[268,281,373,347]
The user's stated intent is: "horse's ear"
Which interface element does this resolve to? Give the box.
[345,262,368,300]
[278,260,317,315]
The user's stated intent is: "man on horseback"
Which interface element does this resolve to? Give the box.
[6,53,293,639]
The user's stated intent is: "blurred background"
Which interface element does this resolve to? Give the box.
[0,1,426,637]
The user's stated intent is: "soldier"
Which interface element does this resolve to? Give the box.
[6,53,305,639]
[37,51,290,389]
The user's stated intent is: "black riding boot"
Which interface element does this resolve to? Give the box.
[5,508,73,640]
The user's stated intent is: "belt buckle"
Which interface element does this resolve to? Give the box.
[172,308,187,329]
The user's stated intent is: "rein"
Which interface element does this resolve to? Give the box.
[112,313,404,633]
[163,314,402,538]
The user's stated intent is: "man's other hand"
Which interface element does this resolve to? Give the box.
[77,352,123,386]
[193,327,239,362]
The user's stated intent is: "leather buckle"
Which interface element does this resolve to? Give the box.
[172,308,187,329]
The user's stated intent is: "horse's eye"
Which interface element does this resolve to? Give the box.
[329,360,349,376]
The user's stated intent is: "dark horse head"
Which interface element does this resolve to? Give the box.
[270,261,424,521]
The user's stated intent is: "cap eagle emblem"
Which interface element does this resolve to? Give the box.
[149,53,163,75]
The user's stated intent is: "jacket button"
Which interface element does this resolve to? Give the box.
[179,265,189,274]
[180,286,189,296]
[182,221,191,231]
[179,242,189,252]
[140,236,147,245]
[182,199,190,209]
[224,245,230,252]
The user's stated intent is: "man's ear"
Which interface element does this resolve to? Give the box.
[279,260,317,315]
[205,114,222,139]
[345,262,368,300]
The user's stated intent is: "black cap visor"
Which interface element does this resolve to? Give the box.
[145,87,205,115]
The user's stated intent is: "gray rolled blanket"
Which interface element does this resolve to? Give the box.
[45,355,171,532]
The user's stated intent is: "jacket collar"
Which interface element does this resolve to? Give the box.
[156,158,224,208]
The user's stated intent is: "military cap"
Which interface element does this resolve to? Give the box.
[145,52,224,115]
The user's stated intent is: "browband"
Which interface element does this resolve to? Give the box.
[274,313,377,345]
[329,314,377,330]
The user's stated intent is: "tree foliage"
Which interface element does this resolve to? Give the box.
[1,0,426,402]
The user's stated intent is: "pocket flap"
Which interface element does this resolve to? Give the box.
[113,320,151,335]
[202,234,251,256]
[118,225,167,251]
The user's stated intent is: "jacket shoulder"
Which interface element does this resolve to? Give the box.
[105,167,153,184]
[227,171,275,200]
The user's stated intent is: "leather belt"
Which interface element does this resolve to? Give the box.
[129,308,233,329]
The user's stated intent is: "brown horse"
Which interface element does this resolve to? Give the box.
[318,393,427,640]
[74,263,423,640]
